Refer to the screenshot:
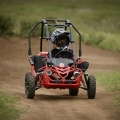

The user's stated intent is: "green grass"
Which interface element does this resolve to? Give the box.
[83,32,120,51]
[96,71,120,92]
[0,0,120,51]
[96,71,120,110]
[0,90,20,120]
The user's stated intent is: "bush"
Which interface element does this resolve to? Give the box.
[96,71,120,92]
[0,14,14,36]
[82,32,120,52]
[20,20,54,37]
[20,21,37,37]
[82,32,106,47]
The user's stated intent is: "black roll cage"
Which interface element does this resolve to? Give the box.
[28,19,82,65]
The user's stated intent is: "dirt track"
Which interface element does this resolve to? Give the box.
[0,37,120,120]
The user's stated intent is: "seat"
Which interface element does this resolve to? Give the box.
[77,62,89,72]
[32,56,46,72]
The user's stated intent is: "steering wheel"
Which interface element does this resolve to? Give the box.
[54,50,73,59]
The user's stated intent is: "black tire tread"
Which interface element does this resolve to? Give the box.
[25,72,35,99]
[87,75,96,99]
[69,89,79,96]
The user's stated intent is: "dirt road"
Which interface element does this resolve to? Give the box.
[0,37,120,120]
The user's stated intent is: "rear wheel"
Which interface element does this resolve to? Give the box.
[87,75,96,99]
[69,88,79,96]
[25,72,35,99]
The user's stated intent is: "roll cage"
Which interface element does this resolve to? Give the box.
[28,19,82,65]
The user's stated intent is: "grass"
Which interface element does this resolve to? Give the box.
[96,71,120,111]
[96,71,120,92]
[0,1,120,118]
[0,0,120,51]
[83,32,120,51]
[0,90,20,120]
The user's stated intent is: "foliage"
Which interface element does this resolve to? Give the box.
[20,20,40,37]
[96,71,120,92]
[0,0,120,51]
[0,14,14,36]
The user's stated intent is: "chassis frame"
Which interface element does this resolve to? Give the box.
[25,19,96,99]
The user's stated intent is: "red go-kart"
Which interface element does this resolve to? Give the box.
[25,19,96,99]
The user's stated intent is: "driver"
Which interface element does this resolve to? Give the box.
[49,28,89,80]
[51,28,71,58]
[50,28,73,80]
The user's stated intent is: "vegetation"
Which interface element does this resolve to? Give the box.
[97,71,120,92]
[0,0,120,118]
[0,90,20,120]
[96,71,120,111]
[0,0,120,51]
[0,14,13,36]
[0,0,120,112]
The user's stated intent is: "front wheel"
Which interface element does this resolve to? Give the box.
[69,88,79,96]
[87,75,96,99]
[25,72,35,99]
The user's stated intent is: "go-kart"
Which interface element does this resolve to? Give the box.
[25,19,96,99]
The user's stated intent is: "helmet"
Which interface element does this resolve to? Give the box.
[51,28,70,49]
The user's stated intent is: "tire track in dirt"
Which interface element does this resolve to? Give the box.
[0,38,120,120]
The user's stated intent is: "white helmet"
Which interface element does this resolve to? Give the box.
[51,28,70,49]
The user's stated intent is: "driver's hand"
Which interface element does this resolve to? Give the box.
[76,57,82,62]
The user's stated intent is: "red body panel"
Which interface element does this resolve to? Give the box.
[31,52,85,89]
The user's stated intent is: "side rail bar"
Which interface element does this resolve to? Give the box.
[28,21,42,55]
[28,19,82,57]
